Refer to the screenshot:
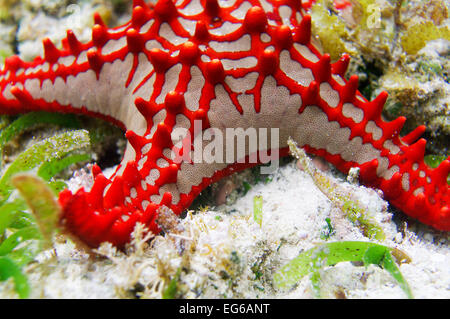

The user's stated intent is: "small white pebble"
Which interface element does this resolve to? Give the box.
[394,232,403,243]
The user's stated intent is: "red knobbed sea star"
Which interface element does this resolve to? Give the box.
[0,0,448,247]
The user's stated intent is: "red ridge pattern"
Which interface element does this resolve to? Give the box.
[0,0,448,247]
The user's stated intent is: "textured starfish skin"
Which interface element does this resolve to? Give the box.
[0,0,448,247]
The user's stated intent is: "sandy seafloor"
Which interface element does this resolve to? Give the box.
[0,0,448,299]
[4,159,447,299]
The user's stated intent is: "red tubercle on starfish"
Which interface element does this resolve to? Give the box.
[0,0,448,248]
[300,0,352,11]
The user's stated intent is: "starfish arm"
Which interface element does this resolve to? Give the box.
[0,0,448,248]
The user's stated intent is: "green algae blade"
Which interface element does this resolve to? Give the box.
[11,174,62,248]
[0,226,40,256]
[0,129,90,203]
[382,250,413,299]
[162,268,182,299]
[0,256,30,299]
[0,112,81,159]
[37,152,91,182]
[253,195,263,227]
[0,200,27,234]
[273,241,413,299]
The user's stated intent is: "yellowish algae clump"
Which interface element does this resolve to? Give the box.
[401,21,450,55]
[310,0,355,61]
[309,0,449,153]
